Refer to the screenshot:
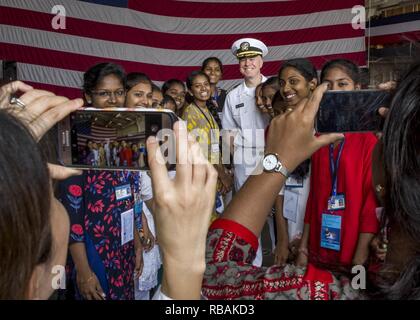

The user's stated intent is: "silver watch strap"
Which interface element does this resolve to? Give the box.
[274,160,289,178]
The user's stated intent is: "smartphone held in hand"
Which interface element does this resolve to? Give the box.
[58,108,177,171]
[316,90,391,133]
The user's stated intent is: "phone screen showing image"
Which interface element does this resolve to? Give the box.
[58,109,176,171]
[317,90,391,133]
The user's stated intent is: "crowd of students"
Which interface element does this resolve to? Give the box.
[0,36,419,300]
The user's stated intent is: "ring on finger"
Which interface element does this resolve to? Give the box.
[10,96,26,109]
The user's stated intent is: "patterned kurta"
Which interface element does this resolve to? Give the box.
[203,219,361,300]
[59,170,142,300]
[182,102,220,165]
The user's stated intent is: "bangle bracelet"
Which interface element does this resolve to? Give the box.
[80,273,94,284]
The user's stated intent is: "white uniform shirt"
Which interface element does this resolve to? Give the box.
[222,76,270,189]
[221,76,270,149]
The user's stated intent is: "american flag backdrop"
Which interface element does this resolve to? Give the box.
[74,123,117,148]
[0,0,369,98]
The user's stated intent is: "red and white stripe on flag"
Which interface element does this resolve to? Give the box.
[0,0,366,98]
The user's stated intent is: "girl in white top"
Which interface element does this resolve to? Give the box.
[270,58,318,266]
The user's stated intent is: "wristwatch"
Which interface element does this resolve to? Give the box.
[262,153,289,178]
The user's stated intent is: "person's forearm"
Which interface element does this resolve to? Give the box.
[134,225,142,251]
[161,257,205,300]
[353,232,375,265]
[222,171,286,237]
[69,243,91,275]
[214,163,224,175]
[299,224,310,250]
[141,211,151,233]
[275,196,289,246]
[144,199,154,215]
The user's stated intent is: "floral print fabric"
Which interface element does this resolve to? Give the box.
[59,170,142,300]
[203,219,361,300]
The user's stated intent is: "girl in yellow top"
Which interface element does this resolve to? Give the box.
[182,71,233,218]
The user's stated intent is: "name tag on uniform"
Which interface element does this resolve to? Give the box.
[235,103,244,109]
[320,213,341,251]
[327,193,345,211]
[121,209,134,245]
[283,189,298,222]
[115,184,132,201]
[285,176,304,188]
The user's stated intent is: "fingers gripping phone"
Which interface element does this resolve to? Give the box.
[316,90,391,133]
[58,108,177,171]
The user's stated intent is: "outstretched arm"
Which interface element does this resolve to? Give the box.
[222,83,344,238]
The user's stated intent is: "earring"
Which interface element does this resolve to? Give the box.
[375,184,384,193]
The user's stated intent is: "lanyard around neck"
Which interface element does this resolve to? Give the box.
[329,140,345,196]
[193,101,216,129]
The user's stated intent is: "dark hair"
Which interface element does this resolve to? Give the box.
[261,76,280,92]
[162,79,185,95]
[83,62,126,95]
[186,71,210,90]
[271,90,283,107]
[278,58,318,83]
[201,57,224,74]
[152,83,161,93]
[126,72,152,91]
[376,62,420,299]
[320,59,361,85]
[161,94,176,107]
[270,76,309,178]
[0,110,52,299]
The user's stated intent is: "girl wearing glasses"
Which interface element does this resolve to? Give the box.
[59,63,146,300]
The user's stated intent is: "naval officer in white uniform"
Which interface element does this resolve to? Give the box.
[222,38,270,191]
[221,38,271,266]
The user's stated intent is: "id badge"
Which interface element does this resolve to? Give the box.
[283,189,299,223]
[327,193,345,211]
[211,143,220,154]
[121,209,134,246]
[285,176,304,188]
[320,213,342,251]
[115,184,132,201]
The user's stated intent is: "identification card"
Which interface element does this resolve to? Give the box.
[285,176,304,188]
[320,213,342,251]
[121,209,134,246]
[327,193,345,211]
[283,189,299,222]
[211,143,220,153]
[115,184,132,201]
[235,103,244,109]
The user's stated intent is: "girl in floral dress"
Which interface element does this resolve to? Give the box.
[59,63,143,300]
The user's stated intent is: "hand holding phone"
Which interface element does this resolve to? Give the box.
[58,108,177,171]
[316,90,391,133]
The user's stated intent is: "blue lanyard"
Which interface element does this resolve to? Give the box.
[212,87,219,102]
[329,140,345,196]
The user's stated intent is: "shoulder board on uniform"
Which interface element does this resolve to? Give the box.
[226,82,241,95]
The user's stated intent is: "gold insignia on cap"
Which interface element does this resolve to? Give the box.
[240,42,250,51]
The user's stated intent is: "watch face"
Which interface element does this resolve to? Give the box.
[263,154,277,171]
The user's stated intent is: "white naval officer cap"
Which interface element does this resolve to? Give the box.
[231,38,268,59]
